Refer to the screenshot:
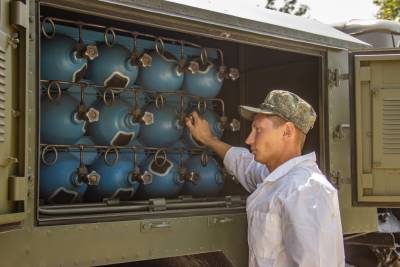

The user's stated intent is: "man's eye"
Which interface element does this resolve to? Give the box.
[256,128,262,134]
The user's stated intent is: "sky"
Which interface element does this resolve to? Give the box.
[251,0,380,24]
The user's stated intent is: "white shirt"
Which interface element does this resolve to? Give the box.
[223,147,345,267]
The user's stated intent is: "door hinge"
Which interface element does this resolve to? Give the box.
[8,176,27,202]
[8,32,19,49]
[10,1,28,29]
[328,68,349,88]
[0,156,18,167]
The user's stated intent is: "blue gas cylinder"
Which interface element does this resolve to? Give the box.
[86,43,139,88]
[41,34,88,85]
[183,155,224,197]
[182,59,224,98]
[138,50,184,92]
[88,98,140,146]
[184,108,223,148]
[90,153,140,200]
[40,151,88,203]
[139,154,184,198]
[40,94,86,144]
[139,103,183,147]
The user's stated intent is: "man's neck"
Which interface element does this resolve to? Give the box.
[267,149,302,172]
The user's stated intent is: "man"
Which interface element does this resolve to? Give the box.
[185,90,345,267]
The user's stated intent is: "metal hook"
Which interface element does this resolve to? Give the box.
[104,146,119,166]
[102,87,115,106]
[104,27,116,47]
[46,81,62,101]
[41,17,56,39]
[41,145,58,166]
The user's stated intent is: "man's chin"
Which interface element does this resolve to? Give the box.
[254,155,265,164]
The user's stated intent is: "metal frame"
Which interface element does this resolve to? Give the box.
[0,0,350,266]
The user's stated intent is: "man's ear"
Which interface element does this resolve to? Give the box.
[283,122,296,138]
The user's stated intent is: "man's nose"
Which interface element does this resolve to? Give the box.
[245,132,254,145]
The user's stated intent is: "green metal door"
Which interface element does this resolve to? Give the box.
[327,50,378,234]
[353,52,400,205]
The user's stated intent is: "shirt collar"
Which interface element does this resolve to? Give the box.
[263,152,316,183]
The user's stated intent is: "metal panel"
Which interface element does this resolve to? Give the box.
[327,50,377,234]
[102,0,369,49]
[354,53,400,204]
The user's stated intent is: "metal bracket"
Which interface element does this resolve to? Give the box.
[149,198,167,211]
[225,195,244,207]
[141,221,171,232]
[208,215,234,226]
[0,156,18,167]
[333,123,350,140]
[328,68,349,88]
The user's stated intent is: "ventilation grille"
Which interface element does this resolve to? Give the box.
[0,48,5,143]
[383,98,400,154]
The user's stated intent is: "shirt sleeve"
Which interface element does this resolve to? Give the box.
[223,146,269,193]
[281,180,345,267]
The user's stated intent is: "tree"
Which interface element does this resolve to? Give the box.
[266,0,309,16]
[374,0,400,21]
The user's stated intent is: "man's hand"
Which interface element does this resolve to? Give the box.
[185,111,216,144]
[185,111,232,160]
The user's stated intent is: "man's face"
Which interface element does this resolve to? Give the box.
[245,114,285,165]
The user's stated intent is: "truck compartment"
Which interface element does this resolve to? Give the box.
[37,5,322,225]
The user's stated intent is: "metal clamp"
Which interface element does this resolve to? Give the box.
[46,80,62,101]
[41,17,56,39]
[104,27,116,47]
[102,87,115,106]
[155,94,165,110]
[104,146,119,166]
[41,145,58,166]
[154,149,167,167]
[155,37,165,56]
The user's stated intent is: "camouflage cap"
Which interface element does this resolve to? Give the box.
[239,90,317,134]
